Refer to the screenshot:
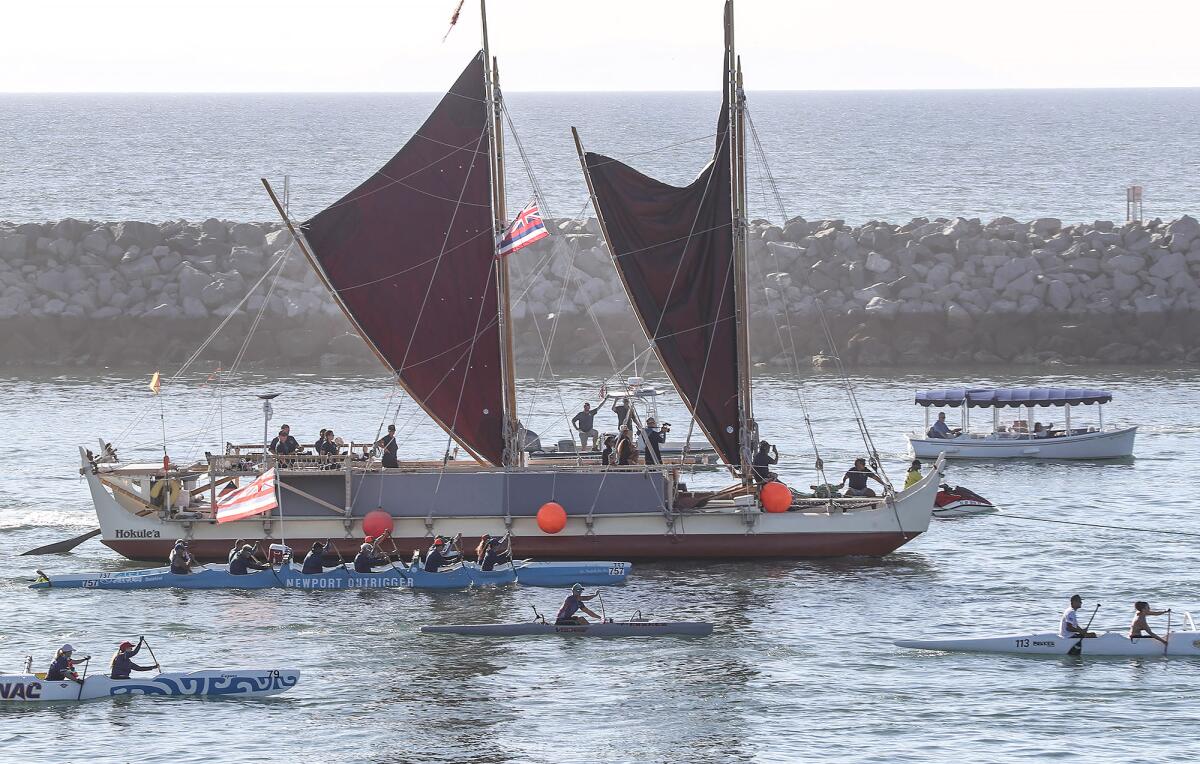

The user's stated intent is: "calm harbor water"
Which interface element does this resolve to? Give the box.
[0,365,1197,762]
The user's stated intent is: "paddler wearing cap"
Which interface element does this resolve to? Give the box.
[228,544,271,575]
[302,541,327,574]
[109,637,157,680]
[477,534,512,572]
[555,583,601,626]
[168,539,196,575]
[423,536,458,573]
[46,644,80,681]
[353,536,391,573]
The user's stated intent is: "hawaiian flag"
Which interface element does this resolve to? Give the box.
[497,199,550,257]
[215,468,278,523]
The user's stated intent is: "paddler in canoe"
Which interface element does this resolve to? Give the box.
[1059,594,1097,638]
[110,638,158,680]
[228,544,272,576]
[1130,601,1171,645]
[476,534,513,571]
[301,541,327,574]
[168,540,196,575]
[46,644,80,681]
[555,583,602,625]
[423,535,462,572]
[353,537,393,573]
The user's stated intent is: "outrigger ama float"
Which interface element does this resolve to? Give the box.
[80,0,940,564]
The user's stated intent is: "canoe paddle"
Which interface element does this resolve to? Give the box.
[1068,603,1100,656]
[20,528,102,556]
[142,636,162,673]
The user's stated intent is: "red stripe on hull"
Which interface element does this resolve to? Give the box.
[104,531,922,564]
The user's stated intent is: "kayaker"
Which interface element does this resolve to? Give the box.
[839,458,885,498]
[1059,594,1096,638]
[168,540,195,575]
[353,542,390,573]
[479,536,512,571]
[46,644,79,681]
[109,638,157,680]
[423,537,456,573]
[301,541,326,574]
[228,544,271,575]
[1130,601,1171,645]
[555,583,601,625]
[904,459,923,489]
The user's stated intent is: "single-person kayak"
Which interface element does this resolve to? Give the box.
[31,560,631,591]
[0,669,299,702]
[895,630,1200,657]
[421,618,712,637]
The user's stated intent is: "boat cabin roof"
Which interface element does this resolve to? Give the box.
[915,387,1113,408]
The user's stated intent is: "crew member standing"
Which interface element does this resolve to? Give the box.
[376,424,399,469]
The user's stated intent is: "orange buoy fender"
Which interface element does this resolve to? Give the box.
[537,502,567,534]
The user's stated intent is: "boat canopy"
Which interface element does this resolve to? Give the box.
[915,388,1114,408]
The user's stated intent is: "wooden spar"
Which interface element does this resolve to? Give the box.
[727,3,756,485]
[571,126,737,481]
[259,178,488,466]
[482,0,520,468]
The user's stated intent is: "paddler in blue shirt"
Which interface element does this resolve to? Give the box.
[353,541,390,573]
[423,537,456,572]
[45,644,79,681]
[228,544,271,575]
[479,536,512,571]
[555,583,601,625]
[168,540,195,574]
[301,541,326,574]
[109,638,157,680]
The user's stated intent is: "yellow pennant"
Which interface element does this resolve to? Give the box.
[148,371,161,395]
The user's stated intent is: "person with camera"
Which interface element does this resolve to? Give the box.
[644,417,669,464]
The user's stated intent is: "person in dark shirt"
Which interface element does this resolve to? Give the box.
[168,540,195,575]
[479,536,512,571]
[424,537,458,572]
[269,424,299,455]
[109,638,157,680]
[571,402,600,451]
[228,544,271,575]
[313,429,328,452]
[353,542,390,573]
[643,417,669,464]
[839,457,885,498]
[752,441,779,484]
[612,397,632,428]
[317,430,340,456]
[555,583,601,625]
[375,424,399,468]
[600,434,616,466]
[301,541,326,574]
[46,644,78,681]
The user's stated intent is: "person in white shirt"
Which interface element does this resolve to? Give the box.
[1060,594,1096,638]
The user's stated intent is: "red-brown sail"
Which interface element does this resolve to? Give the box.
[580,90,740,465]
[302,53,505,465]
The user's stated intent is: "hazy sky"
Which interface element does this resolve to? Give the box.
[3,0,1199,92]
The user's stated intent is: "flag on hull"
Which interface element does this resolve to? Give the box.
[215,469,279,523]
[497,199,549,256]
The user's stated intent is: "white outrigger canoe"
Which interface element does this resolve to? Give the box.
[908,387,1136,460]
[0,669,299,702]
[896,630,1200,657]
[421,617,712,638]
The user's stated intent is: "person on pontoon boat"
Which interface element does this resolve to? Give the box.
[1130,601,1171,645]
[839,458,886,498]
[229,544,271,575]
[353,542,390,573]
[302,542,327,574]
[478,536,512,571]
[904,459,923,490]
[1059,594,1096,638]
[555,583,601,625]
[168,540,196,574]
[109,638,156,680]
[926,412,960,439]
[46,644,79,681]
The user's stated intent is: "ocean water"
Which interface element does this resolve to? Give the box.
[2,89,1199,225]
[0,365,1198,762]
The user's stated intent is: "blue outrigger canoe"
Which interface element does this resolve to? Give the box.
[30,560,630,591]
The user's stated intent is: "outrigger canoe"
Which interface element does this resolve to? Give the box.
[421,618,713,637]
[895,629,1200,657]
[31,560,630,591]
[0,669,299,702]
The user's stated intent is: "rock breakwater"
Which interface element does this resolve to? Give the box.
[1,215,1198,369]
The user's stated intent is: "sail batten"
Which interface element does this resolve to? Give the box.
[301,53,506,466]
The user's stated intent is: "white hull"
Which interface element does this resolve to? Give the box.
[910,426,1136,460]
[84,454,943,561]
[896,630,1198,657]
[0,669,298,701]
[932,500,998,519]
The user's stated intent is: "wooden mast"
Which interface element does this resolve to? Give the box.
[481,0,520,468]
[726,1,756,484]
